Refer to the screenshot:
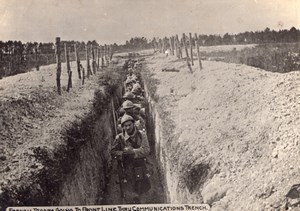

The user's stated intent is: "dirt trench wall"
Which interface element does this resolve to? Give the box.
[57,73,123,205]
[0,67,123,209]
[143,84,179,203]
[58,110,114,205]
[143,74,206,205]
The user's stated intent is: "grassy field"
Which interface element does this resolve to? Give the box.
[199,42,300,73]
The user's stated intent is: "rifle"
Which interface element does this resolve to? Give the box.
[116,158,126,203]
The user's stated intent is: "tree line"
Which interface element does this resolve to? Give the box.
[0,27,299,56]
[0,27,299,78]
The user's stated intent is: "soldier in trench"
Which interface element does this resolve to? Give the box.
[111,114,151,204]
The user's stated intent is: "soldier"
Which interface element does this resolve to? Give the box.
[131,83,144,99]
[125,78,135,92]
[122,100,146,131]
[122,91,136,102]
[122,91,145,105]
[111,114,151,203]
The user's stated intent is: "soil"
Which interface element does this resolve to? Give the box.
[2,46,300,210]
[143,52,300,210]
[0,60,109,207]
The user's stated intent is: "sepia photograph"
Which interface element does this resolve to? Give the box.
[0,0,300,210]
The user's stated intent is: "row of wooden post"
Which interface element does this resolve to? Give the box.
[154,33,203,71]
[55,37,113,95]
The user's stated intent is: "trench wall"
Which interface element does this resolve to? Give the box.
[57,74,123,205]
[143,72,206,204]
[58,110,114,205]
[143,84,177,203]
[0,66,124,209]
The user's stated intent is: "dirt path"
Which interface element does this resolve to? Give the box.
[144,53,300,210]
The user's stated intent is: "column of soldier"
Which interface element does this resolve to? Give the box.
[111,58,151,204]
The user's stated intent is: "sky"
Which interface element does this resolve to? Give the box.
[0,0,299,44]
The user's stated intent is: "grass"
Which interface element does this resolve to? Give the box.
[200,42,300,73]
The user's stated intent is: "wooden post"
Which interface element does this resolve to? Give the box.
[110,44,113,61]
[182,34,192,73]
[55,37,61,95]
[168,37,172,55]
[182,33,189,59]
[195,33,203,70]
[92,46,96,74]
[189,33,194,66]
[171,36,175,56]
[97,47,100,71]
[174,36,178,58]
[101,45,105,69]
[74,43,81,79]
[159,39,163,53]
[65,43,72,92]
[35,46,39,71]
[104,44,109,66]
[86,45,91,79]
[175,35,182,59]
[103,44,106,65]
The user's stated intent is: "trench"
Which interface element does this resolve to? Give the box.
[0,55,199,209]
[56,57,167,205]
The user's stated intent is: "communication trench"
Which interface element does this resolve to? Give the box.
[0,55,182,208]
[57,57,167,205]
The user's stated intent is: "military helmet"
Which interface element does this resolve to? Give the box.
[125,78,132,84]
[121,114,134,126]
[132,83,142,90]
[123,92,135,99]
[122,100,134,109]
[132,83,142,95]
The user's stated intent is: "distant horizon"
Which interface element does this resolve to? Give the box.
[0,26,299,45]
[0,0,299,44]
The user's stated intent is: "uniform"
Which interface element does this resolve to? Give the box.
[111,126,150,203]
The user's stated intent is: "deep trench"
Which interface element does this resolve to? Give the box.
[57,59,167,205]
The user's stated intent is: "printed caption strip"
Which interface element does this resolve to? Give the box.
[7,204,210,211]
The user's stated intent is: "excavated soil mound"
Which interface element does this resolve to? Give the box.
[144,53,300,210]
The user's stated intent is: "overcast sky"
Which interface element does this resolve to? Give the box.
[0,0,299,44]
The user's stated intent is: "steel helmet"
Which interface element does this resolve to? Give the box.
[133,83,142,90]
[125,78,132,84]
[123,92,135,99]
[121,114,134,126]
[122,100,134,109]
[132,83,142,95]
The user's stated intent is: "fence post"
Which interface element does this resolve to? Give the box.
[110,44,113,61]
[169,37,173,56]
[74,43,81,79]
[182,33,189,59]
[35,46,39,71]
[174,36,178,58]
[189,33,194,66]
[86,44,91,79]
[175,35,182,59]
[171,36,175,56]
[182,34,192,73]
[55,37,61,95]
[194,33,203,70]
[162,38,166,54]
[97,46,100,71]
[92,45,96,74]
[65,43,72,92]
[159,39,163,53]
